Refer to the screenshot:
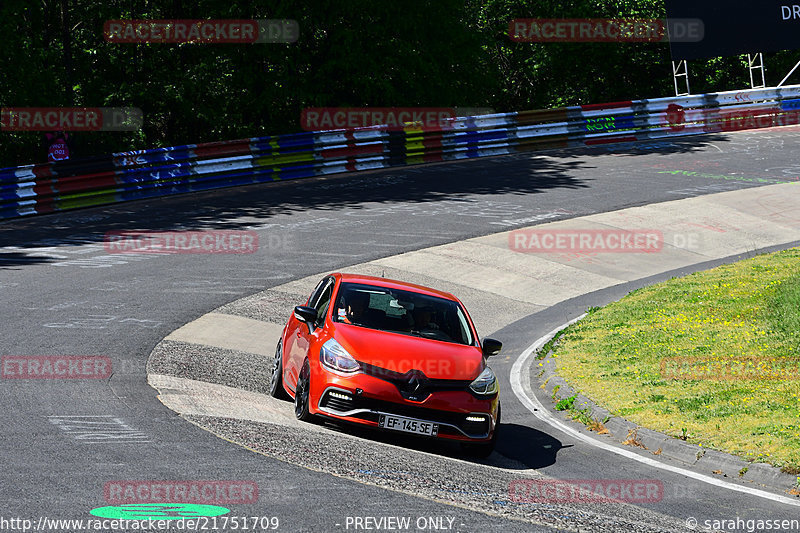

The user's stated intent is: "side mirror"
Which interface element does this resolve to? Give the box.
[482,338,502,357]
[294,306,318,324]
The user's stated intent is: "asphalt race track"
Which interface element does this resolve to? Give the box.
[3,128,800,532]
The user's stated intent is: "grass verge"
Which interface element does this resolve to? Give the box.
[551,247,800,471]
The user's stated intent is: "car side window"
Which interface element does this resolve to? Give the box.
[307,278,328,308]
[312,282,334,328]
[308,278,333,309]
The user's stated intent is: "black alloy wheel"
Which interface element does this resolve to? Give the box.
[294,359,315,422]
[269,341,289,400]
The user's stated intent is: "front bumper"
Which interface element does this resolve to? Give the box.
[315,384,498,441]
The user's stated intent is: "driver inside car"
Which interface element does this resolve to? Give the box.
[338,290,368,324]
[412,306,440,333]
[337,290,385,328]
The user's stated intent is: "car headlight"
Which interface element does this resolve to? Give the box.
[320,339,361,373]
[469,366,498,396]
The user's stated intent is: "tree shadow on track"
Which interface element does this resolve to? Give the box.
[0,133,729,266]
[0,252,54,269]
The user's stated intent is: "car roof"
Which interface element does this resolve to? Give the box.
[334,273,458,301]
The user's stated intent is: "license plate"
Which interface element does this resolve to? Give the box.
[378,414,438,436]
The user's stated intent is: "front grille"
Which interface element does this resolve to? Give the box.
[359,362,472,402]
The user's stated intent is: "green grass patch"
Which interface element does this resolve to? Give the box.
[552,248,800,471]
[555,394,576,411]
[553,394,597,427]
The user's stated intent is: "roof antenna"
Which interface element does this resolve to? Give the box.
[382,269,386,278]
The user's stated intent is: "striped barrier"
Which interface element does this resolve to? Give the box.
[2,84,800,220]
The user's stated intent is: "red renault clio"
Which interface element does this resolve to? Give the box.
[269,273,502,456]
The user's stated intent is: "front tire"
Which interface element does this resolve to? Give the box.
[294,359,316,422]
[269,341,289,400]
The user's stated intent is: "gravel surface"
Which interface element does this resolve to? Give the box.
[148,339,271,394]
[215,289,303,324]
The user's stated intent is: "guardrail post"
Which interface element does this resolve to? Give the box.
[748,53,766,89]
[672,60,690,96]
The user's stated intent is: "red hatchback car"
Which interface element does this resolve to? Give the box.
[269,273,502,456]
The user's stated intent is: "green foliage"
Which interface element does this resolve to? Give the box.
[555,394,576,411]
[1,0,794,165]
[536,328,567,360]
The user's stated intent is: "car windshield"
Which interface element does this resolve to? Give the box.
[333,282,474,345]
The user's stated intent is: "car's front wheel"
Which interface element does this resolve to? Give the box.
[269,341,289,400]
[294,359,316,422]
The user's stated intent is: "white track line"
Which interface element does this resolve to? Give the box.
[510,317,800,508]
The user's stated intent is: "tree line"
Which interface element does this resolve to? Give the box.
[0,0,796,166]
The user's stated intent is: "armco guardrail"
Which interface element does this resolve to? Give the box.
[3,85,800,220]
